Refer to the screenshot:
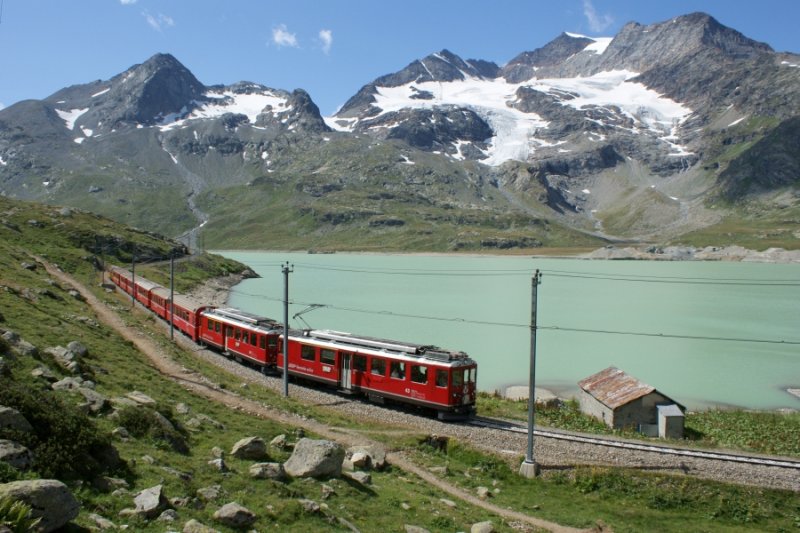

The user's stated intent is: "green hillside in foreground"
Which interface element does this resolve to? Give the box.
[1,196,798,532]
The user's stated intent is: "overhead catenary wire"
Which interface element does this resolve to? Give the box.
[225,286,800,346]
[235,261,800,286]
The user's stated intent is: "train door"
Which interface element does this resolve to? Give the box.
[340,352,352,391]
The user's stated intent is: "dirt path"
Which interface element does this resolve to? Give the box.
[40,260,588,533]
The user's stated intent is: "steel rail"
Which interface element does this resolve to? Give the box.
[468,417,800,470]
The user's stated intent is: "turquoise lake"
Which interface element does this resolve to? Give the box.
[217,251,800,411]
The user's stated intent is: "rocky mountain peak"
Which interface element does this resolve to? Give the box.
[501,32,595,82]
[110,53,206,126]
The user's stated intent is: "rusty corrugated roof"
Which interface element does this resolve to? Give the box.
[578,366,655,409]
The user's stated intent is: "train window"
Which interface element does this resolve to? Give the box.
[241,331,248,344]
[320,349,335,365]
[390,361,405,379]
[452,369,464,387]
[467,368,476,383]
[301,345,316,361]
[207,320,214,331]
[226,326,233,337]
[435,369,448,388]
[215,322,221,333]
[371,358,386,376]
[410,365,428,384]
[250,333,258,347]
[353,354,367,372]
[268,337,277,347]
[259,336,266,349]
[235,329,241,341]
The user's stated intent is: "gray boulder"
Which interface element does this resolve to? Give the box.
[183,518,220,533]
[249,462,286,480]
[346,444,387,470]
[30,365,57,382]
[126,391,157,405]
[0,479,80,533]
[13,339,38,358]
[77,387,109,414]
[230,436,267,460]
[44,346,81,374]
[0,406,33,433]
[404,526,431,533]
[133,484,169,519]
[213,502,256,528]
[51,376,84,391]
[471,521,495,533]
[0,439,33,470]
[66,341,88,358]
[269,434,288,449]
[283,438,345,479]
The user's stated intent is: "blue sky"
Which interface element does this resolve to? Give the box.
[0,0,798,115]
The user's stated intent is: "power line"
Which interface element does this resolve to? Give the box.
[225,287,800,346]
[230,261,800,285]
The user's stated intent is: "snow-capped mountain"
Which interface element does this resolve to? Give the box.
[0,12,798,251]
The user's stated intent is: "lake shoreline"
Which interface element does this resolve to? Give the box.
[210,245,800,264]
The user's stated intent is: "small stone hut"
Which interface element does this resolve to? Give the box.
[578,366,685,438]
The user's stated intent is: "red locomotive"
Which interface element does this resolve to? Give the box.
[108,266,477,419]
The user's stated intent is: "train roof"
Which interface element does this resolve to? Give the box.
[294,329,475,364]
[203,307,280,331]
[135,278,162,291]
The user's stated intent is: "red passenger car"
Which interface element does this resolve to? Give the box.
[109,266,134,296]
[172,294,213,341]
[282,329,477,420]
[199,308,281,368]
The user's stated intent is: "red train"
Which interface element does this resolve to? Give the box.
[108,266,477,419]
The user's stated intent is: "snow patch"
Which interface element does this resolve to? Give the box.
[159,89,290,131]
[91,87,110,98]
[727,117,746,127]
[326,69,693,166]
[56,108,89,130]
[781,60,799,68]
[81,127,94,137]
[584,38,613,55]
[582,189,591,194]
[74,137,85,144]
[0,155,6,166]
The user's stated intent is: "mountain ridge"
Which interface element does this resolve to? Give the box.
[0,11,798,251]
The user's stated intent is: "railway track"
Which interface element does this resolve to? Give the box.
[469,416,800,470]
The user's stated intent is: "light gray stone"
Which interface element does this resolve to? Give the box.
[197,485,223,501]
[269,434,288,449]
[283,438,345,479]
[126,391,156,406]
[0,479,80,533]
[133,484,169,519]
[345,471,371,485]
[476,486,491,500]
[230,436,268,460]
[0,439,33,470]
[298,498,320,514]
[213,502,256,528]
[66,341,88,358]
[404,526,431,533]
[471,521,495,533]
[88,513,116,530]
[249,462,285,480]
[183,518,220,533]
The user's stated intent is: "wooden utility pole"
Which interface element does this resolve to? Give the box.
[519,269,542,478]
[282,262,294,397]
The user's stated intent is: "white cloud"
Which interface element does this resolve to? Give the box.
[119,0,137,5]
[583,0,613,33]
[319,29,333,54]
[272,24,299,48]
[143,11,175,32]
